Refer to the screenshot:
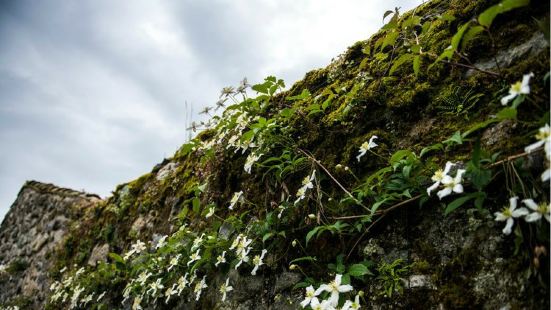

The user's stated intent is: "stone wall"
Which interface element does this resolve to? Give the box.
[0,181,100,308]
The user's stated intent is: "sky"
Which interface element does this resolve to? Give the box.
[0,0,419,221]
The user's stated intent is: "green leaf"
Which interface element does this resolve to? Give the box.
[383,10,394,21]
[262,232,274,243]
[290,256,318,264]
[451,22,471,51]
[413,55,421,77]
[439,13,456,22]
[192,197,201,214]
[306,226,321,246]
[496,107,517,120]
[461,25,485,50]
[390,149,416,166]
[287,89,311,101]
[389,53,413,75]
[348,264,370,277]
[420,143,443,157]
[381,31,399,50]
[444,192,485,215]
[443,131,463,145]
[478,0,530,28]
[108,253,125,264]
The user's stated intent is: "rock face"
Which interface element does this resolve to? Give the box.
[0,181,100,308]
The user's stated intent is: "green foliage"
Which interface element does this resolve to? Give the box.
[478,0,530,28]
[376,259,409,297]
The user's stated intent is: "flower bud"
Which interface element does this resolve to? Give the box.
[308,214,316,219]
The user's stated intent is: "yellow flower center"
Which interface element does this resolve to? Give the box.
[511,81,522,93]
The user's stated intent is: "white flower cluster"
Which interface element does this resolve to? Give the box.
[524,123,550,182]
[295,171,316,204]
[426,162,465,199]
[300,274,359,310]
[494,196,550,235]
[50,267,104,309]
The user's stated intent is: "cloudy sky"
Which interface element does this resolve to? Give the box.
[0,0,419,221]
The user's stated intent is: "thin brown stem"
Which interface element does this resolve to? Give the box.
[297,148,370,212]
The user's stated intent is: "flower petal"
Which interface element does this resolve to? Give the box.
[521,199,538,211]
[525,212,541,222]
[437,187,452,200]
[427,182,440,196]
[501,93,516,105]
[503,218,514,235]
[512,207,529,217]
[443,162,454,175]
[524,140,544,153]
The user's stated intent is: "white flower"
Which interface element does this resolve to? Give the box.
[97,291,106,301]
[194,276,208,301]
[300,285,320,308]
[81,293,94,305]
[342,295,361,310]
[427,162,454,196]
[310,298,336,310]
[315,274,353,306]
[525,124,551,154]
[219,278,233,302]
[187,250,201,266]
[176,274,189,294]
[167,254,181,272]
[295,171,316,204]
[230,233,253,257]
[124,240,147,260]
[136,272,152,285]
[206,206,215,218]
[147,278,164,297]
[132,296,143,310]
[437,169,466,200]
[229,191,244,210]
[356,135,378,161]
[494,197,529,235]
[69,286,84,309]
[235,248,251,269]
[501,72,534,105]
[215,251,227,267]
[244,152,263,174]
[522,199,550,222]
[155,235,168,249]
[165,284,177,304]
[191,233,205,251]
[251,249,268,275]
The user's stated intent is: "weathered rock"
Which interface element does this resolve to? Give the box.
[0,181,100,308]
[87,243,110,267]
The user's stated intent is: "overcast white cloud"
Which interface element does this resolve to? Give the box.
[0,0,419,221]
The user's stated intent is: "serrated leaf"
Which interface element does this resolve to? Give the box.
[389,53,414,75]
